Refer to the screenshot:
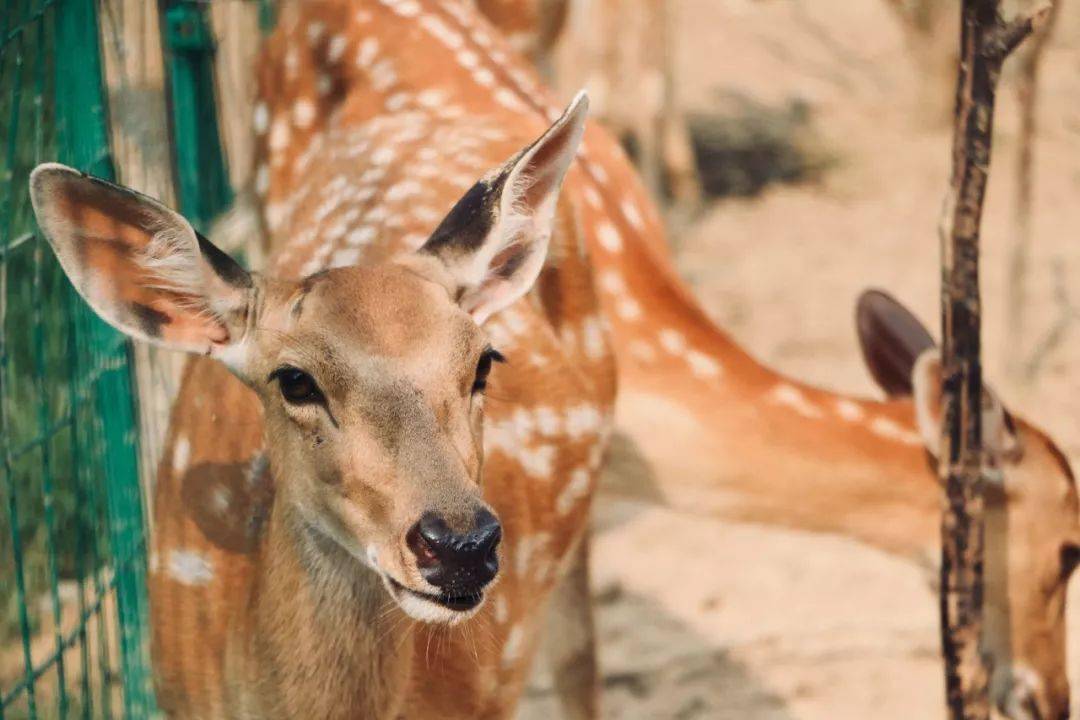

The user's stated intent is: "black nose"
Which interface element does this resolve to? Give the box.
[407,509,501,592]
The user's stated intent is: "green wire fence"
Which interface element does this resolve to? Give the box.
[1,0,238,716]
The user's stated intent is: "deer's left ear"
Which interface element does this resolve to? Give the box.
[418,92,588,324]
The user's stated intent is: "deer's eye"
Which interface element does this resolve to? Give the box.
[472,348,505,394]
[271,367,324,405]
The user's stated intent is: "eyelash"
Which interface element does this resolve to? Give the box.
[472,348,506,394]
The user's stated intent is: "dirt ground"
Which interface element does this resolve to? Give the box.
[525,1,1080,717]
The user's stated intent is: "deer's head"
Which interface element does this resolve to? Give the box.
[859,289,1080,720]
[30,95,589,625]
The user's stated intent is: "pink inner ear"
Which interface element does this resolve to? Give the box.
[489,241,529,279]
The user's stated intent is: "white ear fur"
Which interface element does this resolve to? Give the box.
[420,92,590,324]
[911,349,944,458]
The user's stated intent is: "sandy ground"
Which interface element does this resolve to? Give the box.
[525,1,1080,717]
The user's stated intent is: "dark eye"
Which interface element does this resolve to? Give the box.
[472,348,505,394]
[1062,544,1080,578]
[271,367,324,405]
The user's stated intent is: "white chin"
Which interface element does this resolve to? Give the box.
[396,591,483,625]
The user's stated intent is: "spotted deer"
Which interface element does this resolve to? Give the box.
[32,87,607,720]
[223,1,1074,718]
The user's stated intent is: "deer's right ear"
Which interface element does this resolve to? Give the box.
[29,164,253,359]
[417,92,588,325]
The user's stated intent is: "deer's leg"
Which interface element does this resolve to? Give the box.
[543,532,599,720]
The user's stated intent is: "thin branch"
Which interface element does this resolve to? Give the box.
[983,5,1052,62]
[938,1,1044,718]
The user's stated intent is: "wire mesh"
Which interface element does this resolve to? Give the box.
[0,0,155,716]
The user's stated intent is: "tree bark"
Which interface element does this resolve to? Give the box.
[938,2,1048,718]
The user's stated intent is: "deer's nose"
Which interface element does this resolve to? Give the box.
[407,509,501,591]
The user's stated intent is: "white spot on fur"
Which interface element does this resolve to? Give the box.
[556,468,591,515]
[386,179,421,201]
[456,49,479,69]
[835,399,865,422]
[686,349,722,379]
[598,269,625,295]
[255,164,270,196]
[370,60,398,92]
[385,92,410,112]
[371,146,396,166]
[173,436,191,475]
[503,624,524,667]
[534,407,562,437]
[516,533,550,578]
[326,34,348,62]
[658,328,686,355]
[253,102,269,134]
[293,99,316,129]
[870,416,922,445]
[584,185,602,209]
[306,21,325,44]
[595,221,622,252]
[769,384,824,419]
[494,88,527,113]
[419,13,463,49]
[167,550,213,586]
[565,405,603,439]
[472,68,496,87]
[616,297,642,321]
[621,198,645,230]
[331,248,362,267]
[494,595,509,624]
[581,316,606,359]
[357,38,379,69]
[269,116,290,152]
[346,226,376,246]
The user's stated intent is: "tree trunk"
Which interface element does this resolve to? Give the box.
[937,2,1047,717]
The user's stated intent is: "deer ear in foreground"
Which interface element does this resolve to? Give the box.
[417,92,589,325]
[28,163,253,362]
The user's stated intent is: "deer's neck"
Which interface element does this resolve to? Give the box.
[237,503,414,719]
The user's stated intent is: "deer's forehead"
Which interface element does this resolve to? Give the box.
[283,265,478,362]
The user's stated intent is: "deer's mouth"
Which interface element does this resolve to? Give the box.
[385,577,486,622]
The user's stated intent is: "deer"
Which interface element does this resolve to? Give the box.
[229,1,1075,717]
[31,64,608,720]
